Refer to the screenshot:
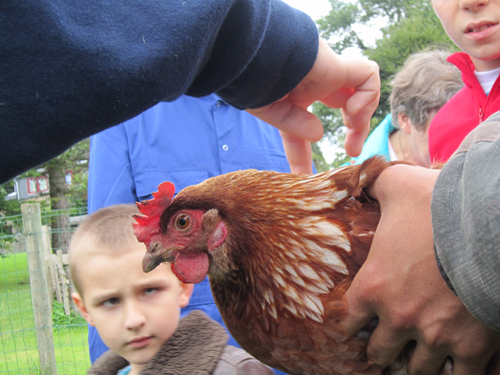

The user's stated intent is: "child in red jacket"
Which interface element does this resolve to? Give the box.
[429,0,500,163]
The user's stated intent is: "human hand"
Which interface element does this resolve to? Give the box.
[343,164,500,374]
[279,130,313,174]
[247,38,379,173]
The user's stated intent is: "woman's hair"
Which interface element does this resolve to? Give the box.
[390,50,463,132]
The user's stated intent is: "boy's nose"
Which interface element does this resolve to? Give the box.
[124,301,147,330]
[459,0,488,11]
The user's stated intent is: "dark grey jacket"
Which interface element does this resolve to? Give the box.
[87,311,274,375]
[432,111,500,331]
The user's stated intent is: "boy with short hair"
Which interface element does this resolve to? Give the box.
[428,0,500,163]
[69,204,272,375]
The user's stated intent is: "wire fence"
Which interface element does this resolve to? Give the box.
[0,204,90,374]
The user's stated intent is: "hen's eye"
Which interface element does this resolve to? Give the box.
[175,214,191,231]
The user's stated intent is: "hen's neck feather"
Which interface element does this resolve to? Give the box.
[166,161,385,331]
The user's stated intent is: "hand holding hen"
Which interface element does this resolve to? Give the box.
[344,165,500,375]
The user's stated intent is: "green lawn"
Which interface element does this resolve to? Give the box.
[0,252,91,374]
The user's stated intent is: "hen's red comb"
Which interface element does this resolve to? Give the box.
[133,181,175,245]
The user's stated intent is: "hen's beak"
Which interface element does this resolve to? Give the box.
[143,251,163,273]
[142,243,175,273]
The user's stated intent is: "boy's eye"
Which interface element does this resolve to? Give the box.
[101,297,120,307]
[144,288,158,296]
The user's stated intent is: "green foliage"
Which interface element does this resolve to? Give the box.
[0,214,22,257]
[311,102,344,139]
[317,0,428,53]
[312,142,331,172]
[68,167,88,208]
[0,182,21,216]
[365,8,458,116]
[317,0,363,52]
[52,300,86,328]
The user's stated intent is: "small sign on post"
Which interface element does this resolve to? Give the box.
[21,203,58,375]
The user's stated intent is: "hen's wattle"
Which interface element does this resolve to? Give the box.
[133,157,422,375]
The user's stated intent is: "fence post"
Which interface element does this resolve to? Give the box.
[56,249,71,315]
[42,225,56,299]
[21,203,58,375]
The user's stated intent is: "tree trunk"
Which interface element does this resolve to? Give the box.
[48,166,71,253]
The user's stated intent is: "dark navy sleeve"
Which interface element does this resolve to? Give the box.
[0,0,318,183]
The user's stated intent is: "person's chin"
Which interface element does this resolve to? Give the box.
[126,351,157,367]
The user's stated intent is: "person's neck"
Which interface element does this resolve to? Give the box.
[470,55,500,72]
[389,130,415,164]
[129,364,144,375]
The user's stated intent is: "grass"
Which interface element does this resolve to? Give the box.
[0,252,91,374]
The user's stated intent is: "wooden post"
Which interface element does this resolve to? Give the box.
[51,254,63,303]
[56,250,71,316]
[41,225,56,299]
[22,203,58,375]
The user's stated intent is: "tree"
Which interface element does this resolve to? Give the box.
[316,0,436,54]
[45,139,89,252]
[313,0,457,162]
[365,6,458,116]
[0,182,21,217]
[0,139,89,252]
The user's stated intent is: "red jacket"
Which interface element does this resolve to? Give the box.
[429,52,500,163]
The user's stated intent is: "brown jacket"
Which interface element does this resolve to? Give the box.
[87,310,274,375]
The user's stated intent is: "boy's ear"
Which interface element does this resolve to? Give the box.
[179,283,195,308]
[398,112,412,134]
[72,292,96,326]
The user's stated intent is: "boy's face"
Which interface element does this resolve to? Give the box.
[432,0,500,71]
[73,243,193,367]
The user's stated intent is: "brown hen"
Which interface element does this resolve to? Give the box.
[133,157,435,375]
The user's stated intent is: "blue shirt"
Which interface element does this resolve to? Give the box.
[117,366,131,375]
[87,94,300,375]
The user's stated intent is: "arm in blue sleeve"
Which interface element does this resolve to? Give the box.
[1,0,318,182]
[87,125,137,214]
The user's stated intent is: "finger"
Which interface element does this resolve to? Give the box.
[406,345,449,375]
[342,58,380,92]
[279,131,313,174]
[345,89,379,131]
[342,275,379,337]
[320,59,379,127]
[247,102,323,142]
[364,322,410,368]
[343,121,371,157]
[344,60,380,121]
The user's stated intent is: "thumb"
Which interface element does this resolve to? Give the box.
[247,101,324,142]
